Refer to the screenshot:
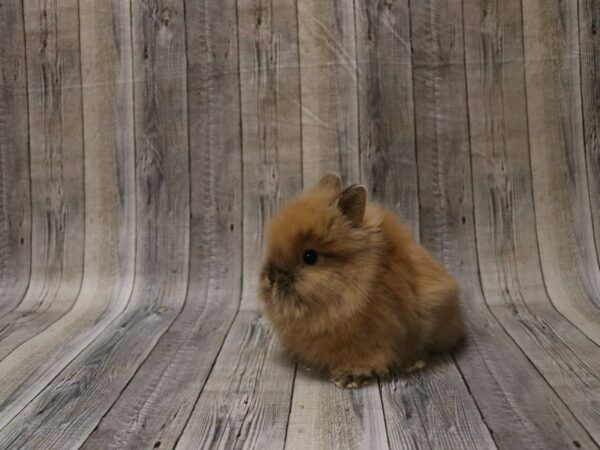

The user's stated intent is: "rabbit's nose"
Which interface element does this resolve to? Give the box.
[267,265,290,285]
[267,265,280,284]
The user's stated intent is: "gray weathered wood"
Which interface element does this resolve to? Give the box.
[356,1,499,448]
[0,0,190,446]
[0,0,136,430]
[0,0,598,448]
[0,0,136,435]
[355,0,418,232]
[177,311,295,450]
[176,0,302,447]
[0,0,31,318]
[524,0,600,344]
[401,1,494,448]
[411,0,597,447]
[465,0,600,445]
[286,370,389,450]
[297,0,360,185]
[0,0,87,427]
[354,2,422,447]
[0,0,85,361]
[284,1,389,448]
[81,0,243,447]
[579,0,600,262]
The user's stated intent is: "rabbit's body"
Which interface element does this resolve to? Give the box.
[259,174,463,388]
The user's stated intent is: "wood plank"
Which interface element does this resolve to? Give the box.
[297,0,360,185]
[0,0,191,446]
[17,0,84,308]
[411,1,548,448]
[286,370,388,450]
[177,311,296,450]
[81,0,243,447]
[0,0,136,432]
[523,0,600,343]
[355,1,491,448]
[237,0,304,312]
[355,0,418,235]
[351,4,443,447]
[579,0,600,260]
[0,0,31,317]
[176,0,302,446]
[0,0,85,360]
[284,2,388,449]
[0,1,596,449]
[465,0,600,445]
[385,1,492,448]
[410,0,597,447]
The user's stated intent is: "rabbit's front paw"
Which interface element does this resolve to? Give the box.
[330,370,373,389]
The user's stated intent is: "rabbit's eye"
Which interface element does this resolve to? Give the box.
[303,249,318,265]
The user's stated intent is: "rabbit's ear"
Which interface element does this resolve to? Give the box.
[317,173,342,193]
[337,185,367,226]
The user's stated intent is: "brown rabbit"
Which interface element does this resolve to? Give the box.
[259,173,464,388]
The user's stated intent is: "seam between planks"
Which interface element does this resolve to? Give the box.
[19,0,33,315]
[295,0,305,184]
[407,0,422,230]
[377,380,394,450]
[352,0,362,180]
[282,1,305,447]
[357,0,388,444]
[282,347,298,449]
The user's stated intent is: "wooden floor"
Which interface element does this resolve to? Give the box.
[0,0,598,448]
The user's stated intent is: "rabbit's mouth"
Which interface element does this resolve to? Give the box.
[270,279,296,300]
[268,287,310,319]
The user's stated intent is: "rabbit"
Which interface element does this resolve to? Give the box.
[259,173,464,389]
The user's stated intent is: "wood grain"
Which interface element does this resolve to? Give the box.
[17,0,84,308]
[237,0,304,312]
[409,2,498,447]
[176,0,302,447]
[287,370,389,450]
[0,0,85,361]
[465,0,600,445]
[579,0,600,261]
[177,311,296,450]
[0,0,87,426]
[284,1,388,448]
[0,0,190,446]
[355,0,417,233]
[354,3,422,446]
[0,0,598,448]
[81,0,243,447]
[355,1,498,448]
[297,0,360,185]
[0,0,136,435]
[0,0,31,317]
[523,0,600,344]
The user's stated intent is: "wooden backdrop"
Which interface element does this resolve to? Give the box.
[0,0,598,448]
